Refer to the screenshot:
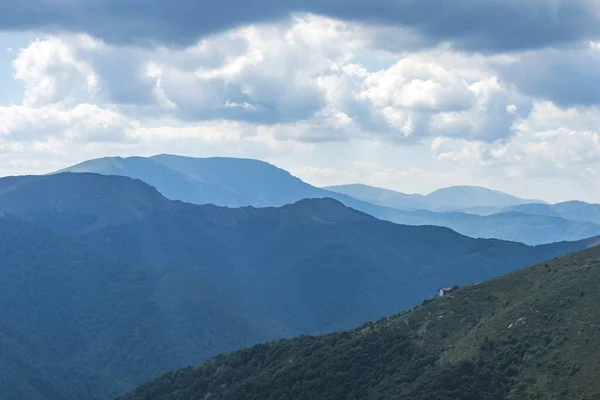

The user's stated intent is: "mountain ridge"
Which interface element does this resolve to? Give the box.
[0,216,289,400]
[117,244,600,400]
[324,183,545,211]
[1,172,599,400]
[51,155,600,245]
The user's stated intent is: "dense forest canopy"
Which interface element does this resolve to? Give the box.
[119,245,600,400]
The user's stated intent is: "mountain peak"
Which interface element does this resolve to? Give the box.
[56,154,326,207]
[325,183,543,211]
[0,172,174,232]
[282,197,369,223]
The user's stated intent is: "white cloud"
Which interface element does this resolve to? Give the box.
[432,127,600,179]
[360,56,474,112]
[0,103,135,142]
[2,15,600,203]
[7,17,532,145]
[12,35,100,106]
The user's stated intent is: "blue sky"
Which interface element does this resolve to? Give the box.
[0,1,599,202]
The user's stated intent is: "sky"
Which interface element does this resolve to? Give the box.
[0,0,599,203]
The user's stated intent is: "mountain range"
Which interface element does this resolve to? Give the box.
[54,155,600,245]
[0,172,597,399]
[323,183,544,211]
[118,244,600,400]
[55,154,326,208]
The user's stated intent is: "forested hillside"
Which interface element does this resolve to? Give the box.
[0,218,287,400]
[119,245,600,400]
[0,173,598,399]
[1,173,594,333]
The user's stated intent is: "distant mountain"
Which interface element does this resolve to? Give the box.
[53,157,596,245]
[319,183,425,210]
[324,183,543,211]
[56,155,325,207]
[504,201,600,225]
[384,209,600,246]
[428,185,544,210]
[118,244,600,400]
[0,173,595,334]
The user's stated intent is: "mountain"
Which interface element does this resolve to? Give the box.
[0,217,287,400]
[322,183,425,210]
[324,183,543,211]
[0,173,176,232]
[1,173,596,335]
[54,156,595,245]
[56,155,325,207]
[1,173,599,399]
[384,209,600,246]
[427,185,544,210]
[504,201,600,226]
[118,244,600,400]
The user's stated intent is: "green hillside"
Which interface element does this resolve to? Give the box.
[118,244,600,400]
[0,218,287,400]
[1,173,599,399]
[2,173,594,336]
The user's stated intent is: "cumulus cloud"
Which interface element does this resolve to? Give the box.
[3,6,600,202]
[7,17,537,144]
[496,42,600,107]
[12,35,99,106]
[1,0,599,52]
[0,103,137,142]
[345,58,531,142]
[432,126,600,180]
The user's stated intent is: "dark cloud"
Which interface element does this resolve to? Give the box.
[1,0,599,52]
[496,46,600,107]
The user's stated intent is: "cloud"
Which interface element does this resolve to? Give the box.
[12,17,368,126]
[0,103,137,142]
[3,9,600,203]
[1,0,599,52]
[349,59,532,142]
[9,19,535,144]
[12,35,99,106]
[0,99,311,162]
[496,42,600,107]
[432,126,600,180]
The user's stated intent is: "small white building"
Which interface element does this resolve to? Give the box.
[437,287,454,297]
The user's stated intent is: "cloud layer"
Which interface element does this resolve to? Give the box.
[0,5,599,202]
[2,0,600,51]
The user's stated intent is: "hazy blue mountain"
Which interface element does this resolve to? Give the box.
[53,156,597,245]
[1,173,596,332]
[324,183,543,211]
[504,200,600,225]
[0,173,176,232]
[322,183,425,210]
[426,185,543,210]
[383,209,600,246]
[1,173,598,399]
[57,155,324,207]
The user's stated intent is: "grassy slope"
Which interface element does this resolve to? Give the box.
[118,245,600,400]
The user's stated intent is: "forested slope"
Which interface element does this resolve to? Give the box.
[119,245,600,400]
